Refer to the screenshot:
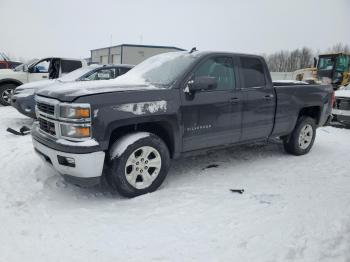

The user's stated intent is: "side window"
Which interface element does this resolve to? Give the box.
[194,57,235,90]
[85,68,115,80]
[61,60,82,74]
[118,67,131,76]
[240,57,266,88]
[33,59,50,73]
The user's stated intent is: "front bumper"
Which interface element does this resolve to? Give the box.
[11,93,36,118]
[332,109,350,123]
[32,138,105,186]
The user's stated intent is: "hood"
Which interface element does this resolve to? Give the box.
[335,89,350,98]
[16,79,56,91]
[36,78,162,102]
[0,69,26,80]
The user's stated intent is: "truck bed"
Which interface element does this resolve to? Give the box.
[272,83,333,136]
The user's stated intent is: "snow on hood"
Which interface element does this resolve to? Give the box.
[0,68,26,80]
[335,89,350,98]
[36,77,161,102]
[16,80,56,91]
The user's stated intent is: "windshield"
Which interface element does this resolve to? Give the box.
[335,55,349,72]
[13,59,38,71]
[318,56,335,71]
[115,51,197,87]
[59,65,99,82]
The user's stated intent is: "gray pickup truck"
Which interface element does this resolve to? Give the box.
[32,51,334,197]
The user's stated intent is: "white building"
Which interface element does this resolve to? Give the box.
[90,44,185,65]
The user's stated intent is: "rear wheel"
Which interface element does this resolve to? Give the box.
[283,116,316,155]
[107,132,170,198]
[0,84,17,106]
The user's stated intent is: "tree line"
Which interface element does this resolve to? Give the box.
[264,43,350,72]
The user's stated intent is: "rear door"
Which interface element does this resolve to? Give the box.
[180,55,243,152]
[239,56,275,141]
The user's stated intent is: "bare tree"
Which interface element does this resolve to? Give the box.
[266,47,313,72]
[266,43,349,72]
[327,43,350,53]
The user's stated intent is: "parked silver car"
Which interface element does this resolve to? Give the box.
[11,64,133,118]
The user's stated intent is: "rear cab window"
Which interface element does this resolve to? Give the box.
[61,60,82,74]
[118,67,131,76]
[240,57,266,88]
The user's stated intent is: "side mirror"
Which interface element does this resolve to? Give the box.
[186,76,217,93]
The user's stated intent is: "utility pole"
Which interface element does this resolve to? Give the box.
[139,34,143,44]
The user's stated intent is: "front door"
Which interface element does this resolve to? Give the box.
[180,56,243,152]
[28,58,50,82]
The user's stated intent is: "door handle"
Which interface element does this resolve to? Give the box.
[230,97,240,104]
[264,94,274,100]
[42,76,48,79]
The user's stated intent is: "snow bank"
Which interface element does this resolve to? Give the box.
[1,106,350,262]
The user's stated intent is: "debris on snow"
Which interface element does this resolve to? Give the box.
[203,164,219,169]
[230,189,245,194]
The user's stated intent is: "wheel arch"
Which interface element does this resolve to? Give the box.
[108,119,180,159]
[0,78,23,87]
[298,106,321,125]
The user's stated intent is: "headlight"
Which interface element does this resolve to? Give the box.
[59,103,90,120]
[60,124,91,139]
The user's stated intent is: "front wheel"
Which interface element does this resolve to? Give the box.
[283,116,316,156]
[106,132,170,198]
[0,84,17,106]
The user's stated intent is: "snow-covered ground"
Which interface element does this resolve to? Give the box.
[1,106,350,262]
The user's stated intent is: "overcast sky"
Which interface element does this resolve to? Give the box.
[1,0,349,60]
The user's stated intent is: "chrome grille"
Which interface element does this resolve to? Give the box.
[37,102,55,115]
[39,118,56,136]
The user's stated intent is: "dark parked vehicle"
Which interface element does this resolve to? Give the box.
[11,64,133,118]
[32,51,334,197]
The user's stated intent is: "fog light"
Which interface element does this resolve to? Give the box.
[57,155,75,167]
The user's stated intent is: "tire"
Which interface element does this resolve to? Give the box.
[283,116,316,156]
[106,132,170,198]
[0,84,17,106]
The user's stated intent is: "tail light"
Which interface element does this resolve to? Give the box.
[331,92,335,108]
